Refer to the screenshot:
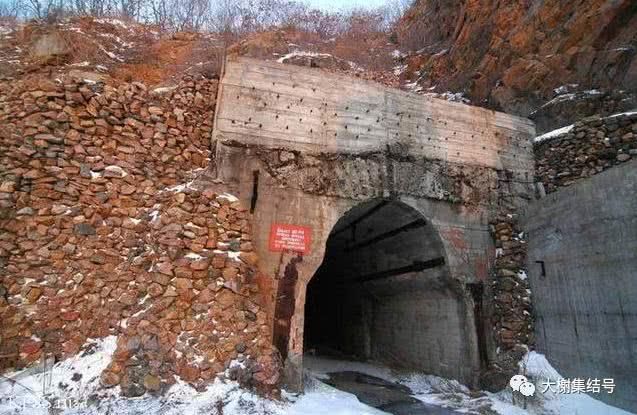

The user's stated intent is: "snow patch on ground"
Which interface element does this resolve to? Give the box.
[399,72,470,103]
[553,84,579,95]
[98,44,124,62]
[1,339,630,415]
[152,86,177,94]
[404,79,423,92]
[0,336,117,414]
[284,378,386,415]
[0,343,390,415]
[423,91,471,104]
[94,18,133,31]
[305,355,490,413]
[393,63,407,76]
[542,88,607,109]
[498,352,633,415]
[304,353,631,415]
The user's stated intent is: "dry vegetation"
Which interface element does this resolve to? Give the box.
[0,0,413,87]
[0,0,411,35]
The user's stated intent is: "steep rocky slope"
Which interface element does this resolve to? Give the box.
[397,0,637,131]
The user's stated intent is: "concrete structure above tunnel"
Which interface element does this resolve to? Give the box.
[211,56,536,390]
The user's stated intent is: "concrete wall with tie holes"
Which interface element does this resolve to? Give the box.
[523,160,637,412]
[211,57,537,390]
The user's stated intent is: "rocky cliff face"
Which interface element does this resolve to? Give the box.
[397,0,637,131]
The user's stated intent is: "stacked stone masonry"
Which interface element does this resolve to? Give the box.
[535,112,637,193]
[0,74,279,396]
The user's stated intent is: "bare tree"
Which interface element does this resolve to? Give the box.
[379,0,413,28]
[207,0,240,35]
[148,0,171,30]
[71,0,112,17]
[0,0,22,19]
[24,0,66,20]
[172,0,208,31]
[0,0,416,44]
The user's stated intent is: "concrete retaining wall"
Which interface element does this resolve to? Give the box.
[523,160,637,412]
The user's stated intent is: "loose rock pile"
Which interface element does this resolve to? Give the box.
[0,73,279,395]
[535,112,637,193]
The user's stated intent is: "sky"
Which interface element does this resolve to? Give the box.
[300,0,392,11]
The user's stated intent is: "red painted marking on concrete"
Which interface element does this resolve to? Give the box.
[474,256,489,280]
[273,255,302,361]
[269,224,312,254]
[440,228,468,250]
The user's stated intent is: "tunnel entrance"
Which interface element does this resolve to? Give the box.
[304,199,476,381]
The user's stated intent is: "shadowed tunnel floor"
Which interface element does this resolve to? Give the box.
[322,371,461,415]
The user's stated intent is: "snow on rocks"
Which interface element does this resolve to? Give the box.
[97,185,278,397]
[217,192,239,203]
[534,124,574,143]
[0,336,117,413]
[485,351,633,415]
[276,50,361,72]
[276,50,335,64]
[393,63,407,76]
[0,25,14,36]
[423,91,471,104]
[541,88,605,109]
[152,85,178,95]
[103,165,127,177]
[0,337,281,415]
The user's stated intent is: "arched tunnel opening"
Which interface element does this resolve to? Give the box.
[304,199,478,383]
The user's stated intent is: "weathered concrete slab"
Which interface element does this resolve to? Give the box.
[214,57,535,173]
[523,160,637,412]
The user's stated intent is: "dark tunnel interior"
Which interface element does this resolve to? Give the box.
[304,199,475,381]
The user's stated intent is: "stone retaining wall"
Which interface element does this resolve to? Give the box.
[0,74,279,396]
[534,112,637,193]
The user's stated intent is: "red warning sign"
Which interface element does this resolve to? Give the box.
[269,223,312,254]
